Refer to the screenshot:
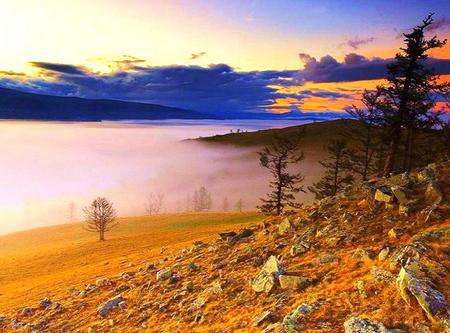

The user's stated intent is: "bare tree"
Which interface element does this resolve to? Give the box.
[193,186,212,212]
[83,197,118,241]
[145,192,164,215]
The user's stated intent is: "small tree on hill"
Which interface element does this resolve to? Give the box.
[258,130,305,215]
[308,139,354,199]
[83,197,118,241]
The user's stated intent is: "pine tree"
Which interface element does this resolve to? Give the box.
[258,130,305,215]
[308,139,354,199]
[363,14,448,176]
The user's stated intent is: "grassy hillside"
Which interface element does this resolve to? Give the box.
[197,119,360,147]
[0,212,261,311]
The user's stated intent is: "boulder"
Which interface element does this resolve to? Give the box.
[344,317,391,332]
[388,227,407,241]
[219,231,236,241]
[251,256,284,293]
[253,310,277,327]
[378,247,390,261]
[98,295,124,317]
[397,266,447,321]
[391,186,409,204]
[279,275,312,290]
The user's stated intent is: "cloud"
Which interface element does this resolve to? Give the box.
[3,62,298,114]
[191,52,207,60]
[426,17,450,33]
[345,37,375,50]
[29,62,87,75]
[298,52,450,83]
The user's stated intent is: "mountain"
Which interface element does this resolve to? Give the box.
[0,87,217,121]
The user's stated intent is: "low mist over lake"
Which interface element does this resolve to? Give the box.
[0,120,305,234]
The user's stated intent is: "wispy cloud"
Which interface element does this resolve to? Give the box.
[191,52,207,60]
[345,37,375,50]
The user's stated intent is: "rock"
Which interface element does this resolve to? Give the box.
[371,266,395,283]
[283,304,312,333]
[253,310,276,327]
[344,317,391,332]
[352,248,376,261]
[87,328,97,333]
[251,256,284,293]
[378,247,390,261]
[21,307,34,316]
[98,295,124,317]
[290,238,310,257]
[388,227,407,241]
[375,187,394,203]
[95,278,109,287]
[279,275,312,290]
[219,231,236,241]
[354,280,367,298]
[278,218,294,234]
[391,186,409,204]
[238,228,253,239]
[39,298,52,309]
[397,265,447,321]
[156,269,172,281]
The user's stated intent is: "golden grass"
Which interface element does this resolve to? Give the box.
[0,212,261,311]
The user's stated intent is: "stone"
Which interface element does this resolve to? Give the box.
[254,310,276,327]
[397,266,447,321]
[278,218,294,234]
[251,256,284,293]
[87,328,97,333]
[95,278,109,287]
[279,275,312,290]
[378,247,390,261]
[219,231,236,241]
[98,295,124,317]
[352,248,376,261]
[156,269,172,281]
[21,307,34,316]
[388,227,407,241]
[39,298,52,309]
[344,317,390,332]
[391,186,409,204]
[371,266,395,283]
[283,304,313,333]
[375,187,394,203]
[290,238,310,257]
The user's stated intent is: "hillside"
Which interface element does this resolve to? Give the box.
[0,212,260,312]
[0,87,216,121]
[197,119,359,147]
[0,162,449,332]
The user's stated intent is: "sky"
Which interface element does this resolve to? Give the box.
[1,0,450,114]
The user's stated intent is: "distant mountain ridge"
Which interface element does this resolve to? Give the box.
[0,87,217,121]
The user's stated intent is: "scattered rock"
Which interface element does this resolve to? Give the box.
[278,218,294,234]
[254,310,277,327]
[375,187,394,203]
[290,238,310,257]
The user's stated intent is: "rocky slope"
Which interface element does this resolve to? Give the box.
[1,162,450,333]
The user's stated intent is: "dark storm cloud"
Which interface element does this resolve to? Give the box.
[345,37,375,50]
[298,53,450,83]
[30,62,87,75]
